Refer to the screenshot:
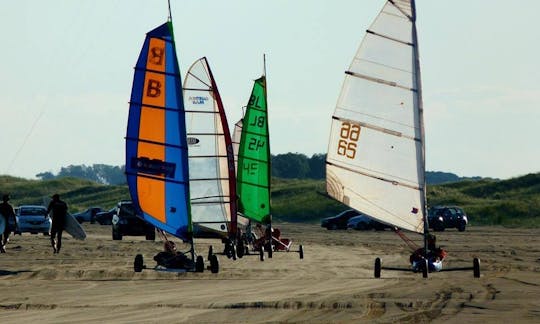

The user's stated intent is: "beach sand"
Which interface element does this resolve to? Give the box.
[1,223,539,323]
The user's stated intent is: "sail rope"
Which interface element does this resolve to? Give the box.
[394,228,420,252]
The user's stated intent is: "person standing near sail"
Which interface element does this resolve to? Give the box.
[0,194,16,253]
[47,193,68,254]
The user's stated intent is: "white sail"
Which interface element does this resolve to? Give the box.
[326,0,425,234]
[184,57,234,237]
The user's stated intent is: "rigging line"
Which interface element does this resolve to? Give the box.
[6,110,45,175]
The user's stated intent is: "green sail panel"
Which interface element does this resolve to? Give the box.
[236,77,270,224]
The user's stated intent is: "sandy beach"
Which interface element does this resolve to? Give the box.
[1,223,539,323]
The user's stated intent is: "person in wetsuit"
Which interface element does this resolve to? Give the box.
[47,193,68,254]
[0,194,16,253]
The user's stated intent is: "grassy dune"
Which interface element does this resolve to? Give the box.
[1,173,538,227]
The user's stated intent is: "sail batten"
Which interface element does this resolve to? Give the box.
[326,0,424,234]
[366,30,413,46]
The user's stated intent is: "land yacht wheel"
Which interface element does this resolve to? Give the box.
[374,257,381,278]
[237,241,245,258]
[134,254,144,273]
[195,255,204,273]
[299,245,304,259]
[473,258,481,278]
[209,254,219,274]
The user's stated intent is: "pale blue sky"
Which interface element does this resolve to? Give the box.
[1,0,539,180]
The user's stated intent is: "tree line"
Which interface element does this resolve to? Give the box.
[35,153,327,185]
[36,153,474,185]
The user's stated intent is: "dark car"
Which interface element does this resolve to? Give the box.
[428,206,468,232]
[95,207,116,225]
[321,209,360,230]
[72,207,103,224]
[112,201,155,240]
[347,214,391,231]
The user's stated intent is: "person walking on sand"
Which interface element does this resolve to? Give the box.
[0,194,16,253]
[47,193,68,254]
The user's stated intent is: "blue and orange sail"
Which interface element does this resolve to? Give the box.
[125,22,191,241]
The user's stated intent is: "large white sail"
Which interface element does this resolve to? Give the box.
[326,0,425,234]
[184,57,236,237]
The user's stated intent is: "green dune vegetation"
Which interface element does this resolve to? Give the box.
[1,172,539,227]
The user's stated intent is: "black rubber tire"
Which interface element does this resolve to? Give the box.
[208,245,213,260]
[209,254,219,274]
[195,255,204,273]
[237,241,245,258]
[422,259,429,278]
[299,245,304,259]
[458,223,466,232]
[473,258,481,278]
[112,228,122,240]
[259,246,264,261]
[134,254,144,272]
[374,257,381,278]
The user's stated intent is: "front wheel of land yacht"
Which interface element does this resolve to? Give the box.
[299,245,304,259]
[374,257,381,278]
[134,254,144,273]
[473,258,481,278]
[196,255,205,273]
[209,254,219,274]
[259,246,264,261]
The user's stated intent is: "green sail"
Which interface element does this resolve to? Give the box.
[237,76,270,224]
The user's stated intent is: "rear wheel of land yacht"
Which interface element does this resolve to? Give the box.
[134,254,144,272]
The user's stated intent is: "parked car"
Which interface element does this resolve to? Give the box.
[112,201,155,240]
[321,209,360,230]
[347,214,391,231]
[95,207,116,225]
[15,205,51,235]
[428,206,468,232]
[72,207,104,224]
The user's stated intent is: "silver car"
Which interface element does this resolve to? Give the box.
[15,205,51,235]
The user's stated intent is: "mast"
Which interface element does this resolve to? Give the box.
[167,0,173,22]
[166,0,195,261]
[410,0,429,252]
[263,54,273,254]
